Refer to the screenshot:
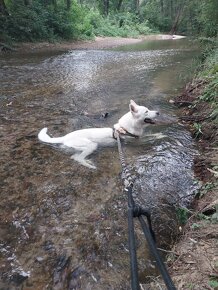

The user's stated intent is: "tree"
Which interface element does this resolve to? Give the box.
[66,0,71,10]
[117,0,123,11]
[0,0,8,15]
[134,0,139,13]
[170,0,186,35]
[24,0,32,5]
[103,0,109,15]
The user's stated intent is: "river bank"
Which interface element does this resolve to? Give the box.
[148,49,218,290]
[1,34,185,53]
[169,66,218,289]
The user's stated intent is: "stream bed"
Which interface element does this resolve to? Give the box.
[0,38,200,289]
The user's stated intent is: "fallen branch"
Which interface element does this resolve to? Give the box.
[207,168,218,177]
[179,115,211,122]
[172,100,193,107]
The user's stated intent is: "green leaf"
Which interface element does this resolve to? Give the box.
[208,279,218,288]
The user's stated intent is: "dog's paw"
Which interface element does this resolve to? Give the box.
[83,159,96,170]
[71,154,96,170]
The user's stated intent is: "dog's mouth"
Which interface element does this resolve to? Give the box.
[144,118,156,124]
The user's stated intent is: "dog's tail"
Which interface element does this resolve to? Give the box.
[38,128,63,144]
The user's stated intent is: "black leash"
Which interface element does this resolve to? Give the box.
[116,132,177,290]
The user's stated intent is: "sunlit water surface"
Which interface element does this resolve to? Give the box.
[0,39,200,289]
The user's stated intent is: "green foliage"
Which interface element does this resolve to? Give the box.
[1,0,217,42]
[190,223,202,229]
[199,182,217,198]
[193,122,203,138]
[208,279,218,288]
[93,12,152,38]
[176,207,191,225]
[197,48,218,104]
[142,0,218,37]
[142,1,171,32]
[0,1,153,42]
[135,22,152,35]
[187,282,195,289]
[0,0,97,41]
[198,0,218,37]
[182,0,218,37]
[199,79,218,102]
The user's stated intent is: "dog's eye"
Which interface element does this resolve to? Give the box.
[145,110,148,114]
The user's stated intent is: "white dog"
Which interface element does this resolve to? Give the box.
[38,100,159,169]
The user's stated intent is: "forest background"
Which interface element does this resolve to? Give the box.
[0,0,217,43]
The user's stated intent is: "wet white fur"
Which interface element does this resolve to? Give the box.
[38,100,159,169]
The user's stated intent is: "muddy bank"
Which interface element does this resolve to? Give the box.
[1,34,185,53]
[174,79,217,183]
[142,74,218,289]
[146,79,218,290]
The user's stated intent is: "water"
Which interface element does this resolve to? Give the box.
[0,38,200,289]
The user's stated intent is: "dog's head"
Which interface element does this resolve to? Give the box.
[129,100,159,124]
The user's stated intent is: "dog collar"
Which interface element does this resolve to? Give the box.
[112,128,139,139]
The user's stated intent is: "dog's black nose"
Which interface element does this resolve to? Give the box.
[156,112,160,115]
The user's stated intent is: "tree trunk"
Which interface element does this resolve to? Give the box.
[170,0,173,19]
[24,0,32,5]
[0,0,8,15]
[66,0,71,10]
[103,0,109,15]
[52,0,57,8]
[117,0,123,11]
[160,0,164,15]
[135,0,139,13]
[170,5,184,35]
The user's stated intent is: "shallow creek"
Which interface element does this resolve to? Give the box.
[0,39,200,289]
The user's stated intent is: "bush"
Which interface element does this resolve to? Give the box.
[93,12,152,38]
[1,0,95,41]
[3,1,53,41]
[0,1,153,42]
[198,48,218,103]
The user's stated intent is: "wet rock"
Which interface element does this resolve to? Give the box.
[53,254,71,290]
[35,256,44,263]
[68,266,87,290]
[10,271,29,285]
[43,240,55,252]
[100,112,109,119]
[53,254,88,290]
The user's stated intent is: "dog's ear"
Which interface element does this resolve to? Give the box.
[129,100,138,113]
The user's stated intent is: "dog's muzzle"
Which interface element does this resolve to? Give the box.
[144,118,156,124]
[144,112,159,124]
